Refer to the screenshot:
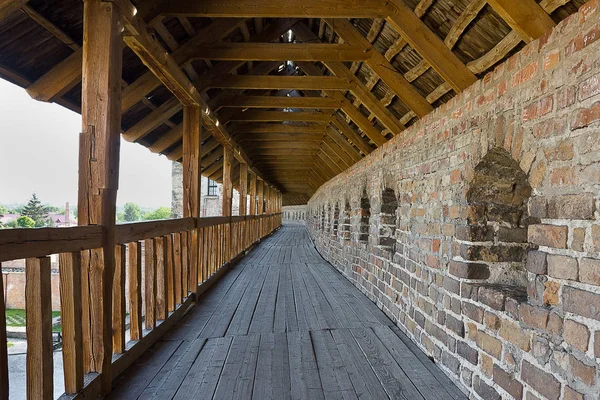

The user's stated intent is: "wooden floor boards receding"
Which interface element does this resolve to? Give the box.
[108,225,467,400]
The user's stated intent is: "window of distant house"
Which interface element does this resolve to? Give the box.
[207,178,217,196]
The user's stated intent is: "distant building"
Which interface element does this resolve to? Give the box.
[171,162,240,218]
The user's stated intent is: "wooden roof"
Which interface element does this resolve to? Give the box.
[0,0,583,206]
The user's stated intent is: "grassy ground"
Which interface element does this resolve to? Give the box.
[6,309,61,327]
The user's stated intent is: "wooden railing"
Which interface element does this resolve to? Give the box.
[0,213,281,399]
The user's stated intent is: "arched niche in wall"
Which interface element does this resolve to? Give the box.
[341,200,351,241]
[357,190,370,244]
[332,203,340,237]
[378,188,398,252]
[462,147,534,288]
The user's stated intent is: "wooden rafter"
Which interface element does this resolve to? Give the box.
[221,96,344,109]
[487,0,555,43]
[188,43,372,62]
[206,75,352,91]
[140,0,391,22]
[224,110,333,123]
[0,0,28,22]
[385,0,477,92]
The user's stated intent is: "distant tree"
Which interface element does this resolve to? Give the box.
[17,216,35,228]
[144,207,171,221]
[5,220,18,229]
[0,205,7,216]
[21,194,50,227]
[123,202,142,222]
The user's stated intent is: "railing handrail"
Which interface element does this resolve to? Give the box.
[0,213,283,263]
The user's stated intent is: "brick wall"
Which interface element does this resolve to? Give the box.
[282,205,307,224]
[308,2,600,398]
[3,266,61,311]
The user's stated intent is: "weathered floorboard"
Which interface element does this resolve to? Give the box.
[110,225,467,399]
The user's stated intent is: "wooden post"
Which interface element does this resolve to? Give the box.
[0,264,8,400]
[26,257,53,400]
[249,172,257,216]
[239,163,248,216]
[144,238,156,330]
[112,245,126,354]
[78,0,122,390]
[128,242,143,341]
[222,146,233,216]
[182,105,201,290]
[257,179,264,214]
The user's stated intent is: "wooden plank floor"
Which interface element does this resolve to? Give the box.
[109,225,467,400]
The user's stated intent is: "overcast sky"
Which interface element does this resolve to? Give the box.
[0,79,172,209]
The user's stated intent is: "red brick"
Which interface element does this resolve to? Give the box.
[512,62,539,87]
[528,224,568,248]
[543,49,560,70]
[571,101,600,130]
[544,141,574,161]
[580,0,598,22]
[557,86,576,110]
[547,193,595,219]
[521,361,561,400]
[579,72,600,101]
[549,166,575,186]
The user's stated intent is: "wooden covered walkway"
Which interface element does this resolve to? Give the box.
[108,225,466,400]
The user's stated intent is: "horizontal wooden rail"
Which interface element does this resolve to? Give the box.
[0,226,103,262]
[1,212,282,400]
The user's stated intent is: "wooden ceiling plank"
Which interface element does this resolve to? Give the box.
[385,0,477,92]
[326,126,362,163]
[331,116,373,156]
[21,4,80,50]
[486,0,556,43]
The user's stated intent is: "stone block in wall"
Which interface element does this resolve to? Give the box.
[449,261,490,279]
[473,375,500,400]
[526,250,548,274]
[521,360,561,400]
[493,364,524,399]
[563,286,600,321]
[547,254,579,280]
[547,193,596,219]
[564,319,590,353]
[528,224,568,248]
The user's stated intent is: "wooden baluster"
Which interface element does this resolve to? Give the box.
[0,263,8,400]
[112,245,126,354]
[166,235,175,313]
[26,257,53,400]
[128,242,143,341]
[181,231,189,296]
[59,253,84,395]
[144,238,156,330]
[173,233,183,305]
[155,237,167,321]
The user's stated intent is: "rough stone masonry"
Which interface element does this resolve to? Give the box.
[308,1,600,399]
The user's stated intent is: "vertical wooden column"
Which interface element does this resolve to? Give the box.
[249,172,257,216]
[222,146,233,217]
[78,0,122,390]
[182,105,201,290]
[257,179,264,214]
[26,257,53,400]
[0,264,8,400]
[239,163,248,216]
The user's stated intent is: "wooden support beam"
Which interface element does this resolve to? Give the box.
[22,4,80,50]
[235,133,325,142]
[233,123,327,134]
[222,146,233,216]
[188,43,371,61]
[123,97,182,142]
[385,1,477,92]
[326,126,362,163]
[239,163,248,216]
[78,0,122,392]
[249,172,257,215]
[225,110,332,123]
[0,264,7,400]
[26,257,53,400]
[486,0,555,42]
[0,0,27,22]
[257,179,264,214]
[183,106,201,287]
[140,0,390,21]
[314,20,434,118]
[207,75,352,91]
[332,115,373,156]
[223,96,344,109]
[26,49,82,102]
